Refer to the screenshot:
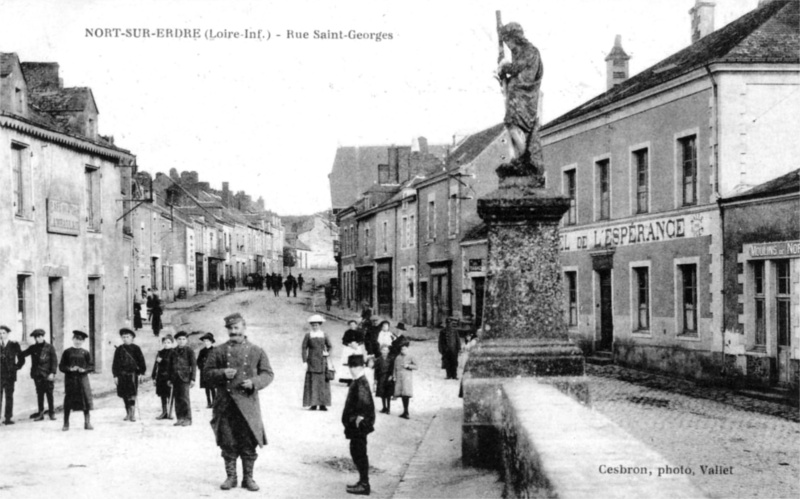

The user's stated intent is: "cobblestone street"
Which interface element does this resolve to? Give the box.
[587,364,800,499]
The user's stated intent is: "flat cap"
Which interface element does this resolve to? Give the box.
[119,328,136,337]
[31,329,46,337]
[72,330,88,340]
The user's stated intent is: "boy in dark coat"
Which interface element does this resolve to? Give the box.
[204,313,274,491]
[21,328,57,421]
[59,330,94,431]
[342,354,375,496]
[152,334,176,419]
[196,332,216,408]
[0,325,25,425]
[112,328,147,422]
[169,331,196,426]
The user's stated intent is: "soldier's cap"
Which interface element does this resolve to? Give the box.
[119,328,136,338]
[174,331,188,339]
[500,22,524,39]
[347,354,365,367]
[199,332,216,343]
[72,330,89,340]
[224,313,245,328]
[31,328,46,337]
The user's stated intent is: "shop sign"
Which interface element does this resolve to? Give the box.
[748,240,800,259]
[46,199,80,236]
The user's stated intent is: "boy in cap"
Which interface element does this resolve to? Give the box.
[59,331,94,430]
[342,354,375,495]
[0,325,26,424]
[196,332,217,408]
[204,312,274,491]
[112,328,147,422]
[152,334,176,419]
[21,328,58,421]
[169,331,196,426]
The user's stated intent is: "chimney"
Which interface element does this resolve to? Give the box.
[690,1,715,44]
[605,35,630,90]
[222,182,231,207]
[417,136,429,155]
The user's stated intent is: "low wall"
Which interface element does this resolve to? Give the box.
[498,380,706,499]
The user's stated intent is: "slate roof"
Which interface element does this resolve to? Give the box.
[722,168,800,202]
[543,0,799,130]
[461,223,488,243]
[445,123,505,170]
[30,87,96,112]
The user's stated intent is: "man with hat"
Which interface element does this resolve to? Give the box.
[112,328,147,422]
[0,325,25,425]
[341,354,375,496]
[196,332,217,408]
[20,328,58,421]
[169,331,196,427]
[203,313,274,491]
[59,330,94,430]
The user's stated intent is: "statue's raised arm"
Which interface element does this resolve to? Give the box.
[496,21,545,183]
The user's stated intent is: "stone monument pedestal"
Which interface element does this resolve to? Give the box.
[461,178,587,468]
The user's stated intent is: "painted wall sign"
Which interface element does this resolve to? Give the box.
[560,212,712,252]
[186,228,196,290]
[748,240,800,259]
[46,198,80,236]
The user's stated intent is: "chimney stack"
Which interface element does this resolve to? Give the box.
[690,1,715,44]
[605,35,630,90]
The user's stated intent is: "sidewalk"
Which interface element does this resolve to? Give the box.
[8,289,236,423]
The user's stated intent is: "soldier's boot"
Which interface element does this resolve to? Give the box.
[62,409,70,431]
[241,457,259,492]
[84,411,94,430]
[220,458,238,490]
[129,403,137,422]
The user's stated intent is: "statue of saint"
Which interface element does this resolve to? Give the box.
[497,22,545,181]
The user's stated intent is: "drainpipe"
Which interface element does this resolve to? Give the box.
[705,64,726,367]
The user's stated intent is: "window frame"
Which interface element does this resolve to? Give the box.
[630,261,652,334]
[629,144,650,215]
[561,164,577,226]
[85,165,102,232]
[593,155,611,221]
[564,268,578,327]
[675,260,700,338]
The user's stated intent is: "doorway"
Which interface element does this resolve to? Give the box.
[598,269,613,351]
[419,281,428,327]
[88,277,101,365]
[196,253,205,293]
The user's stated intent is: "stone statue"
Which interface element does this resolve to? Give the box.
[496,21,545,183]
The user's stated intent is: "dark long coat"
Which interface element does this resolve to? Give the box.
[196,346,214,388]
[151,349,173,398]
[0,340,24,383]
[150,296,163,333]
[21,342,57,380]
[204,340,274,447]
[59,347,93,410]
[341,375,375,439]
[169,346,196,384]
[112,344,147,399]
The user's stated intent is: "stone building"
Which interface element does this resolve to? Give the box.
[540,0,799,381]
[283,213,338,269]
[720,169,799,390]
[1,53,136,370]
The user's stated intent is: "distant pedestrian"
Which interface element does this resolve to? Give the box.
[133,295,143,330]
[297,274,305,290]
[151,292,163,337]
[392,344,417,420]
[341,354,375,496]
[203,313,274,491]
[59,330,94,431]
[196,332,217,408]
[219,275,226,291]
[146,289,154,322]
[291,277,298,297]
[373,346,393,414]
[302,315,332,411]
[438,324,461,380]
[169,331,196,426]
[112,328,147,422]
[284,277,292,297]
[324,284,333,311]
[20,328,57,421]
[0,325,25,425]
[152,334,176,420]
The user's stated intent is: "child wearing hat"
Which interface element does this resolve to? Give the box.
[59,330,94,430]
[196,332,216,408]
[152,334,176,419]
[169,331,196,426]
[112,328,147,422]
[341,354,375,496]
[20,328,58,421]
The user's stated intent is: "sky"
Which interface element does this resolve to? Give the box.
[1,0,759,215]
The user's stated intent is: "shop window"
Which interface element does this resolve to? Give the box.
[777,260,791,347]
[634,267,650,331]
[753,261,766,348]
[679,264,698,336]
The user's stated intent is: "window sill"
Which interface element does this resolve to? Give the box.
[13,216,34,222]
[676,333,701,342]
[746,346,768,356]
[632,330,652,338]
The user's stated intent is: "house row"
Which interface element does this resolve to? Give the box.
[333,0,799,389]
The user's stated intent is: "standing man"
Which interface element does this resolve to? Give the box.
[0,325,25,425]
[297,274,304,291]
[21,329,58,421]
[438,324,462,380]
[169,331,196,427]
[342,354,375,495]
[204,313,274,491]
[112,328,147,422]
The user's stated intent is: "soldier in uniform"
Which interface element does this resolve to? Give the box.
[0,325,25,425]
[203,313,274,492]
[169,331,196,427]
[59,330,94,431]
[112,328,147,422]
[341,354,375,496]
[21,328,58,421]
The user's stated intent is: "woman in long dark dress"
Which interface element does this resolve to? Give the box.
[150,292,163,337]
[59,330,94,431]
[133,295,143,330]
[301,314,332,410]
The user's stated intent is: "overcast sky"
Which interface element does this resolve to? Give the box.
[1,0,758,215]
